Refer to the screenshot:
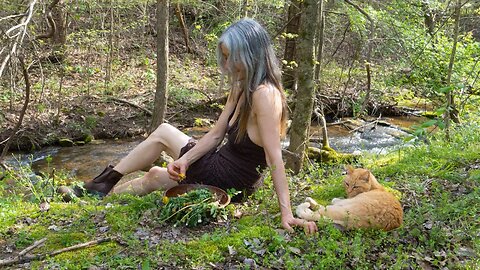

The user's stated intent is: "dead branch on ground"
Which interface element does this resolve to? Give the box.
[107,97,153,116]
[348,115,382,133]
[0,237,112,267]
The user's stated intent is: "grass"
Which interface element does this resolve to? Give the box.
[1,121,480,269]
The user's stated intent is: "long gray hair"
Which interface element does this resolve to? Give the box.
[217,18,287,142]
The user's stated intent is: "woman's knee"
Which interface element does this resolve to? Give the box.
[146,166,165,179]
[145,166,176,190]
[150,123,186,144]
[150,123,174,139]
[148,123,189,158]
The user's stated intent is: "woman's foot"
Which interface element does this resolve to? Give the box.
[82,165,124,196]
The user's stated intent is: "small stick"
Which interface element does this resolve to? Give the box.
[107,97,152,116]
[48,237,111,257]
[0,237,111,267]
[348,115,382,133]
[18,237,47,256]
[0,237,47,266]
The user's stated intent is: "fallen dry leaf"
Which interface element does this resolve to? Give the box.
[39,201,50,212]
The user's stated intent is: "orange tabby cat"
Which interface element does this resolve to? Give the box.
[296,165,403,231]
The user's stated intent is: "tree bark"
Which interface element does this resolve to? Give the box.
[421,1,436,38]
[314,0,325,82]
[150,0,169,133]
[286,0,318,173]
[50,0,66,62]
[282,0,302,92]
[51,0,66,46]
[314,0,330,150]
[359,61,371,115]
[444,0,462,139]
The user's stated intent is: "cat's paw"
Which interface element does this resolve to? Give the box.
[305,197,320,211]
[296,202,317,221]
[331,198,343,204]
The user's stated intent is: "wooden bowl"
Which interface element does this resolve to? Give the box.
[164,184,231,208]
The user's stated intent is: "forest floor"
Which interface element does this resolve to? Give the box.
[1,50,478,269]
[0,54,225,152]
[0,120,479,269]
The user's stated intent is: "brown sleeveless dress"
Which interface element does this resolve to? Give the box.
[179,113,267,200]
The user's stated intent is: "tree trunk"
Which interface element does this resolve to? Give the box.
[314,0,330,150]
[286,0,318,173]
[314,0,325,82]
[444,0,462,139]
[105,0,114,89]
[344,0,375,117]
[35,0,66,62]
[175,3,191,53]
[150,0,169,133]
[359,61,371,115]
[0,58,30,163]
[421,1,436,38]
[51,0,66,46]
[282,0,302,92]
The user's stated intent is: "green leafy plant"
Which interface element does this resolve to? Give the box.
[158,188,228,227]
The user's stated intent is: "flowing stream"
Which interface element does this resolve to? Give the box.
[5,116,423,182]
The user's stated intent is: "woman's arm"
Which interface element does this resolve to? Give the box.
[167,90,238,180]
[252,86,318,234]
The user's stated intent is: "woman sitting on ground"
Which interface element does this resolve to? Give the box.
[83,18,317,234]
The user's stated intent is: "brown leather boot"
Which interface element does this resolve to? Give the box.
[83,165,123,196]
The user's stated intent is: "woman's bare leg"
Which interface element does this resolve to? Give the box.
[113,123,190,175]
[111,166,177,195]
[82,123,189,196]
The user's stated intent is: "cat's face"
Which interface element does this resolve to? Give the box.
[343,165,373,198]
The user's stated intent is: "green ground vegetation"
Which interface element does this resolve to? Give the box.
[1,115,479,269]
[1,0,480,268]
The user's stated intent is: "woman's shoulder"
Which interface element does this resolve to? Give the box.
[252,84,283,112]
[252,83,279,99]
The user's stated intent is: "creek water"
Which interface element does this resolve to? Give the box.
[5,116,423,182]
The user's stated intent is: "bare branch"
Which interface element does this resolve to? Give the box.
[344,0,373,23]
[5,0,37,38]
[18,238,47,257]
[107,97,153,116]
[0,0,38,78]
[273,11,303,39]
[0,13,27,23]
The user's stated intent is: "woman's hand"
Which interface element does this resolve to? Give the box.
[167,158,189,181]
[281,214,318,235]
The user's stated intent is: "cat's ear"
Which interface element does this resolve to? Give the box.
[360,170,370,182]
[345,165,355,175]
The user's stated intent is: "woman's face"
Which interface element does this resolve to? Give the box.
[220,43,245,80]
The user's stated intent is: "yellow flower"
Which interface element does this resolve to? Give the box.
[178,173,186,181]
[162,196,169,204]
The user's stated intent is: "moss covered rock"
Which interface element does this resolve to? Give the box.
[59,138,75,147]
[307,146,359,164]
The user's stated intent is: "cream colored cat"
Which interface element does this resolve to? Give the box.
[296,165,403,231]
